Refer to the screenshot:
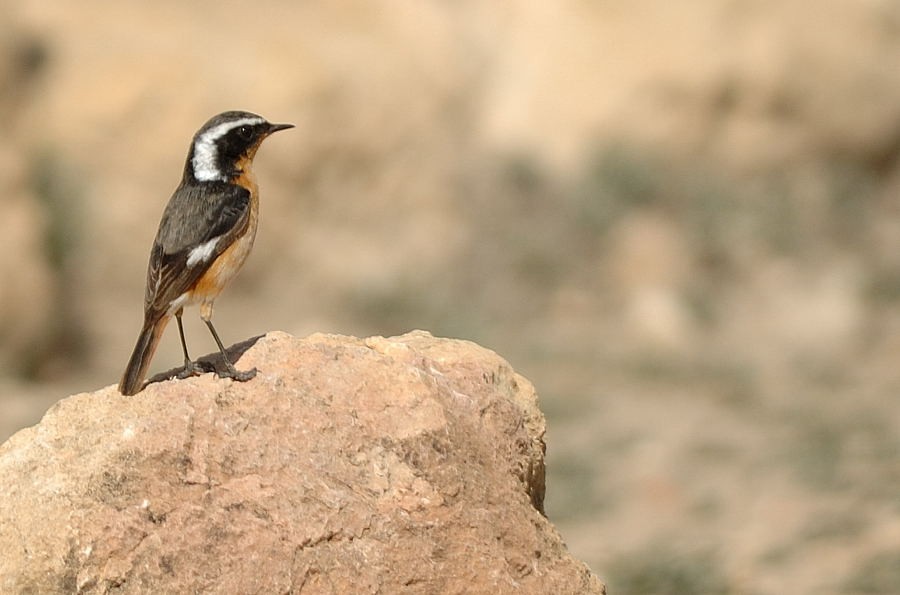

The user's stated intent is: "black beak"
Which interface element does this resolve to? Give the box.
[266,122,295,134]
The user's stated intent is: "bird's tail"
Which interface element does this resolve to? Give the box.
[119,316,169,396]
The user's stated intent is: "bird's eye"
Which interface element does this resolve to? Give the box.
[237,125,253,140]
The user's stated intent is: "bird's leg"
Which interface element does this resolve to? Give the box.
[175,309,213,379]
[200,304,256,382]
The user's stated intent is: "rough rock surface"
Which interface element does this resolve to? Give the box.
[0,331,604,594]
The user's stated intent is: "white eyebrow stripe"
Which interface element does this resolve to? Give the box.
[191,116,265,182]
[186,236,221,267]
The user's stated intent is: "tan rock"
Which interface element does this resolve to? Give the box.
[0,331,603,594]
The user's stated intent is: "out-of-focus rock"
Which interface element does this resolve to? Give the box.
[608,212,695,350]
[0,143,56,376]
[0,331,604,594]
[0,24,55,377]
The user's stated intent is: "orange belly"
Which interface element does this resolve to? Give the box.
[188,189,259,309]
[189,226,256,301]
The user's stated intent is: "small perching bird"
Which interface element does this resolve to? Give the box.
[119,110,293,396]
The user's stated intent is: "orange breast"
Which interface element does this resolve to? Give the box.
[188,170,259,304]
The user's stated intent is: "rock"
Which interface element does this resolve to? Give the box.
[0,23,56,375]
[0,331,604,594]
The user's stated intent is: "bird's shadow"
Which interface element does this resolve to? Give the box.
[145,334,264,388]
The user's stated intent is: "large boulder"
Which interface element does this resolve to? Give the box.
[0,331,603,594]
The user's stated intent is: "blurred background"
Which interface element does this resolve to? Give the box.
[2,1,900,593]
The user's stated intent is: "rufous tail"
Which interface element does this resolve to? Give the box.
[119,316,169,395]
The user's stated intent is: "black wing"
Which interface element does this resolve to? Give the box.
[143,182,251,316]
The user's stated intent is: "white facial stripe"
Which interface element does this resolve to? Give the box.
[191,116,265,181]
[186,236,221,267]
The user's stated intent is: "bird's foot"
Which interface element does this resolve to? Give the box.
[176,360,215,380]
[217,365,257,382]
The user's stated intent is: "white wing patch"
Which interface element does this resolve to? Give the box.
[191,116,265,182]
[186,236,221,267]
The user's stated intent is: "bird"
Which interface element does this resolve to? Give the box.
[119,110,293,396]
